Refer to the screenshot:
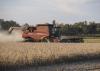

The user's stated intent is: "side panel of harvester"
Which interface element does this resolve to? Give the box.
[22,24,54,42]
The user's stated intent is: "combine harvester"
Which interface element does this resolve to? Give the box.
[8,21,83,42]
[8,22,61,42]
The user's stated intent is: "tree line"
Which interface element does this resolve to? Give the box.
[0,19,20,31]
[0,19,100,36]
[59,21,100,36]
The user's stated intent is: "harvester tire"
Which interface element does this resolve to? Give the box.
[42,37,50,42]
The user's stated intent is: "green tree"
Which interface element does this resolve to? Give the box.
[0,19,20,30]
[87,22,96,34]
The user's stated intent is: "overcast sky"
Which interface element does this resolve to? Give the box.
[0,0,100,25]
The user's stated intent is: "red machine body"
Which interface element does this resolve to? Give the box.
[22,24,59,42]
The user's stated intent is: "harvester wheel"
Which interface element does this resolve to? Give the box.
[41,37,50,42]
[24,37,34,42]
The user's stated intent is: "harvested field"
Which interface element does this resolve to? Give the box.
[1,42,100,67]
[84,38,100,43]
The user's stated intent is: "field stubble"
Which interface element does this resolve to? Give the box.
[0,42,100,67]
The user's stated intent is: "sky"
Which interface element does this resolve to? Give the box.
[0,0,100,25]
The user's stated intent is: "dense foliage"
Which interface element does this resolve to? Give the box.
[0,19,20,30]
[59,21,100,36]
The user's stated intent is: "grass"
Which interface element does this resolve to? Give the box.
[1,42,100,67]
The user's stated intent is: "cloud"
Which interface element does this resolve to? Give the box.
[53,0,93,15]
[0,0,100,24]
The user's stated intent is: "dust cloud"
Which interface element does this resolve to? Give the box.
[0,30,24,42]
